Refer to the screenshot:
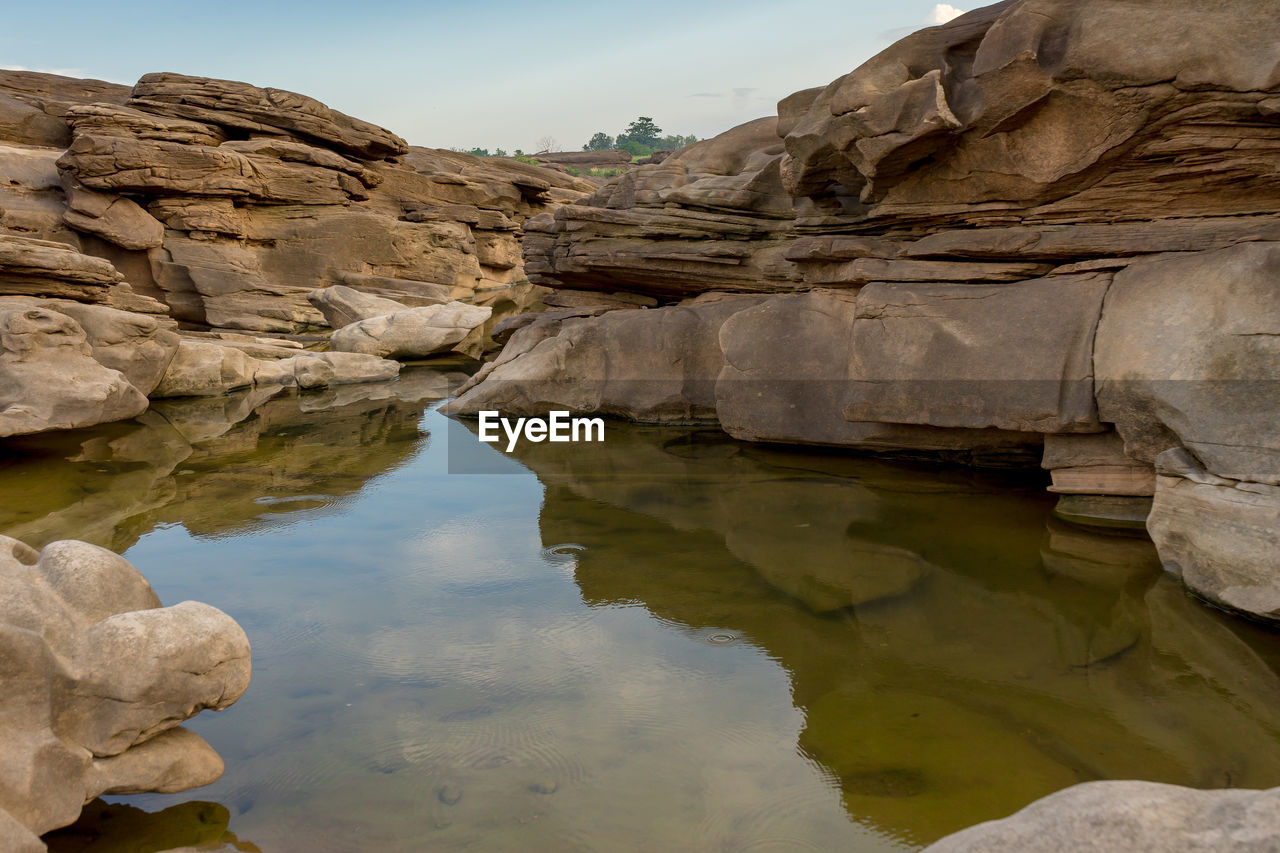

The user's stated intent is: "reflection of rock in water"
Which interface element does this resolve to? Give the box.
[511,425,1280,845]
[0,367,466,550]
[45,799,259,853]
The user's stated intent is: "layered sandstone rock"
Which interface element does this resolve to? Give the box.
[47,76,589,334]
[458,0,1280,621]
[0,70,587,437]
[1,70,589,337]
[0,534,250,850]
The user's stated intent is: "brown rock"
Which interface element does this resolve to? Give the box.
[330,302,492,360]
[0,303,148,436]
[1042,433,1155,496]
[845,275,1110,433]
[306,284,408,330]
[924,780,1280,853]
[151,338,258,398]
[1094,243,1280,485]
[129,72,408,160]
[715,290,1042,461]
[448,296,758,422]
[60,175,165,251]
[1148,449,1280,623]
[0,534,249,840]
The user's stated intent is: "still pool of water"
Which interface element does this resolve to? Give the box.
[4,366,1280,852]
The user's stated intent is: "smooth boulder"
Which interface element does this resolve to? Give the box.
[0,303,148,436]
[329,302,492,360]
[924,780,1280,852]
[0,535,250,845]
[306,284,408,330]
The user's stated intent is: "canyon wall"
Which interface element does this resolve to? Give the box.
[450,0,1280,624]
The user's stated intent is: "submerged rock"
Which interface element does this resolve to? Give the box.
[0,534,250,849]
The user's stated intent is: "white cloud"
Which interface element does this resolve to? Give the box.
[927,3,966,24]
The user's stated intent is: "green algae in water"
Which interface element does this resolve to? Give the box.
[7,366,1280,851]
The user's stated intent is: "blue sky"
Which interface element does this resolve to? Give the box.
[2,1,966,152]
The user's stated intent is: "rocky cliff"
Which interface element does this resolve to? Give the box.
[0,69,592,438]
[449,0,1280,626]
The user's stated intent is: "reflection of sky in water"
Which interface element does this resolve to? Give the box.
[18,369,1280,852]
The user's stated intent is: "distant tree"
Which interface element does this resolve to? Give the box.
[583,132,615,151]
[617,116,662,149]
[617,139,653,158]
[658,133,698,150]
[514,149,524,156]
[536,136,558,153]
[494,148,508,157]
[460,147,490,156]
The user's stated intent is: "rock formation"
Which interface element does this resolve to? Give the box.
[450,0,1280,624]
[0,534,250,851]
[0,69,589,438]
[923,780,1280,852]
[330,302,492,360]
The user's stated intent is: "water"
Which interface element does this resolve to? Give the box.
[5,365,1280,851]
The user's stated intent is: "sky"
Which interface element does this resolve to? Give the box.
[1,1,965,153]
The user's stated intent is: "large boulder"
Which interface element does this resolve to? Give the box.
[845,274,1110,434]
[0,303,148,436]
[1094,243,1280,485]
[59,175,165,251]
[29,300,180,395]
[1147,449,1280,621]
[714,290,1042,462]
[0,534,250,847]
[306,284,409,329]
[330,302,492,360]
[924,780,1280,852]
[151,338,257,398]
[285,351,401,389]
[447,296,757,422]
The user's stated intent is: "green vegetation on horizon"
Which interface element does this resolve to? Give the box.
[583,117,698,158]
[454,117,698,161]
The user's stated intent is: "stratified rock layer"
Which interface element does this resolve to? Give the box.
[459,0,1280,623]
[0,69,588,437]
[1,69,588,336]
[0,534,250,850]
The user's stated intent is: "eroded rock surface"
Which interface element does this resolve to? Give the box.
[923,780,1280,852]
[0,302,149,436]
[330,302,492,360]
[0,534,250,849]
[458,0,1280,621]
[0,69,587,437]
